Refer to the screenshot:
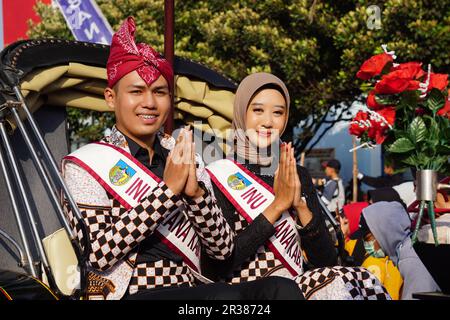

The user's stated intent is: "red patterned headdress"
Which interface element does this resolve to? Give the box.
[106,17,173,89]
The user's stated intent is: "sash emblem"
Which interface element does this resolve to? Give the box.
[109,159,136,186]
[227,172,252,190]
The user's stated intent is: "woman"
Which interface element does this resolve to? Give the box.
[204,72,391,300]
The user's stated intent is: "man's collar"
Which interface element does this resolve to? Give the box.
[125,135,144,157]
[125,133,166,158]
[108,126,166,158]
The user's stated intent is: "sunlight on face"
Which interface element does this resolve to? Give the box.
[104,71,171,142]
[245,88,287,148]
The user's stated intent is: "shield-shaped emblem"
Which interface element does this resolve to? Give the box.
[109,159,136,186]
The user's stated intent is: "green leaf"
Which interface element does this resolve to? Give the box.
[359,82,373,93]
[402,154,419,167]
[408,117,427,143]
[426,88,445,113]
[436,145,450,155]
[374,94,398,105]
[398,90,419,111]
[431,156,449,171]
[388,138,416,153]
[427,119,440,142]
[442,126,450,141]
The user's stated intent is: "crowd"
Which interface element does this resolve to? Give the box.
[60,16,447,300]
[313,156,448,299]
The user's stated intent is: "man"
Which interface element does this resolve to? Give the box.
[356,158,404,189]
[367,184,415,209]
[62,17,302,300]
[317,159,345,214]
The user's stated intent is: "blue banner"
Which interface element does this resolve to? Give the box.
[55,0,113,45]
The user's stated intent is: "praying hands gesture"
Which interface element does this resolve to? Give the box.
[163,127,204,199]
[263,142,312,226]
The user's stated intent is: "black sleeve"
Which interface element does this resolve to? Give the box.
[361,174,403,188]
[296,166,338,268]
[201,182,276,280]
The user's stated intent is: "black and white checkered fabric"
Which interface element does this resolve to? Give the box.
[227,248,280,284]
[233,212,250,233]
[128,260,194,295]
[297,266,391,300]
[217,210,391,300]
[63,181,234,293]
[184,191,234,260]
[64,182,181,271]
[222,214,282,283]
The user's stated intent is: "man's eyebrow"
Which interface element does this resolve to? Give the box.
[152,85,169,91]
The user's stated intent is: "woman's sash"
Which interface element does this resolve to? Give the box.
[63,142,201,272]
[206,159,303,276]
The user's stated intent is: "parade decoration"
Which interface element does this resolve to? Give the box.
[55,0,113,45]
[350,45,450,245]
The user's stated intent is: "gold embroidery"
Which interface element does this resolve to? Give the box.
[86,272,116,300]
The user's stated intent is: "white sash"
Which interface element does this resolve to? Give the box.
[64,142,201,272]
[206,159,303,277]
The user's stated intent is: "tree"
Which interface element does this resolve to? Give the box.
[28,0,450,154]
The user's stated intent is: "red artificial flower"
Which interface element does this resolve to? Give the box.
[349,111,370,137]
[375,76,411,94]
[437,90,450,119]
[374,62,428,95]
[437,100,450,119]
[368,107,396,144]
[391,62,425,80]
[378,107,396,126]
[406,80,421,91]
[367,90,385,110]
[356,53,393,80]
[375,68,422,95]
[428,73,449,92]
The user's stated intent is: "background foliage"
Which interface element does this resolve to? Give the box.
[28,0,450,154]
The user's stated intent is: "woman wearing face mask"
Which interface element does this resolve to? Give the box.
[353,202,440,299]
[348,213,404,300]
[204,72,391,300]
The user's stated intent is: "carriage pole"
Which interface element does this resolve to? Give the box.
[164,0,175,134]
[0,111,37,277]
[352,136,358,203]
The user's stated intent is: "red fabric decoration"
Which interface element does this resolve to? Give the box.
[106,17,173,89]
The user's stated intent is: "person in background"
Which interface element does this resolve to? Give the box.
[316,159,345,214]
[356,157,404,189]
[344,177,365,204]
[354,201,440,299]
[346,212,403,300]
[339,202,369,241]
